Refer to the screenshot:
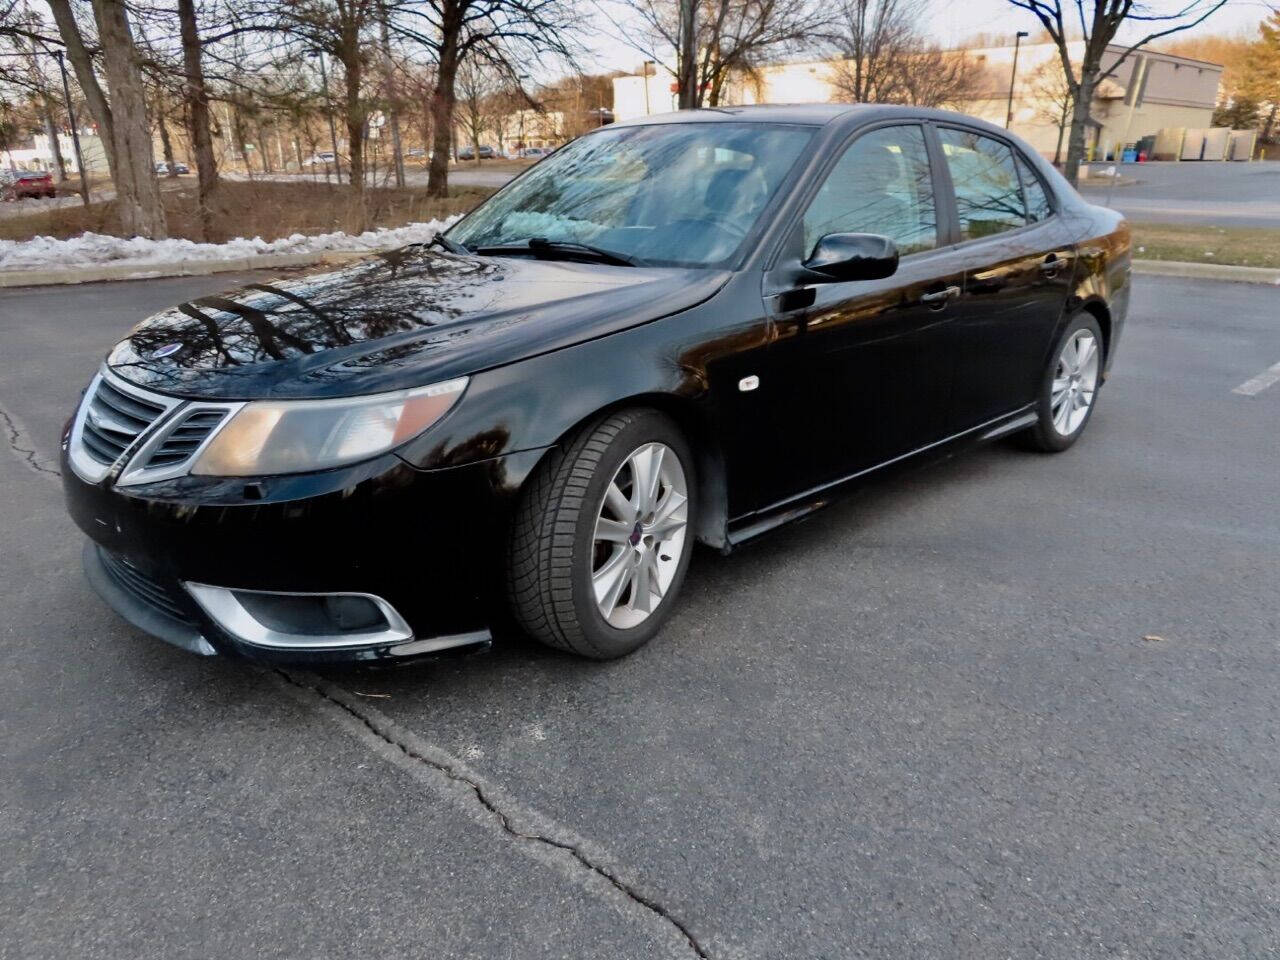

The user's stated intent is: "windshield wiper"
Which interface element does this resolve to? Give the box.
[426,233,469,255]
[473,237,640,267]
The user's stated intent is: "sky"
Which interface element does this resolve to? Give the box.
[575,0,1276,78]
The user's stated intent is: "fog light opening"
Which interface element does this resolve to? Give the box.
[184,582,414,650]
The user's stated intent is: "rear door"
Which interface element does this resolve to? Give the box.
[935,126,1075,430]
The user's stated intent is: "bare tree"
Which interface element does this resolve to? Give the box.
[393,0,580,197]
[826,0,980,107]
[454,56,498,164]
[376,0,405,186]
[177,0,219,238]
[47,0,118,178]
[1004,0,1229,184]
[611,0,828,108]
[1029,58,1074,164]
[92,0,168,237]
[893,44,983,108]
[827,0,914,103]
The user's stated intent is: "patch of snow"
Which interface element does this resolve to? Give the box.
[0,217,461,272]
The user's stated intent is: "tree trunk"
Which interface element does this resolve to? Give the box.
[256,123,272,173]
[178,0,217,239]
[158,114,178,176]
[342,54,367,232]
[42,99,68,182]
[1062,75,1095,187]
[47,0,117,180]
[426,36,459,197]
[91,0,167,239]
[1054,116,1066,166]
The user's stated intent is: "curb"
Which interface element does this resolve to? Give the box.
[1131,259,1280,285]
[0,250,369,288]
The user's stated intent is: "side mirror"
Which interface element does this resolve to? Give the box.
[803,233,899,282]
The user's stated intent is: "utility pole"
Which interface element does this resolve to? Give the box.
[643,60,654,116]
[677,0,697,108]
[312,51,343,182]
[51,50,90,206]
[1005,31,1029,129]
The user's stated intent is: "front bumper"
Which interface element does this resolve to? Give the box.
[63,443,547,664]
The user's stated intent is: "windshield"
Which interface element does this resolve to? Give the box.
[448,122,814,268]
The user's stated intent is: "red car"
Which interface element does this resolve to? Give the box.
[3,171,57,200]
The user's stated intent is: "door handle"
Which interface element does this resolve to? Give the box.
[1039,257,1065,276]
[920,285,960,307]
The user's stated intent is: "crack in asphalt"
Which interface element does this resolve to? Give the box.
[274,668,711,960]
[0,403,60,478]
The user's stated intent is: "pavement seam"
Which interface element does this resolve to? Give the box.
[0,402,60,479]
[272,667,712,960]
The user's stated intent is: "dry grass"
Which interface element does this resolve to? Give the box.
[1131,222,1280,268]
[0,179,494,244]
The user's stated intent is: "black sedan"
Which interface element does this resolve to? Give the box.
[62,104,1130,663]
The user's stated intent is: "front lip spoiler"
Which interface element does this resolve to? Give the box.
[82,541,216,656]
[81,541,492,663]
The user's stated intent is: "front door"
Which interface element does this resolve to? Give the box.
[751,124,964,511]
[936,127,1076,429]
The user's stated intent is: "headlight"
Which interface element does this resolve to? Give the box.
[191,377,468,476]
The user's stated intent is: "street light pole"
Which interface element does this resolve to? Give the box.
[313,51,342,182]
[643,60,654,116]
[51,50,90,207]
[1005,31,1029,129]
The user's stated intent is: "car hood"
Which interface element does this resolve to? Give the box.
[106,247,728,400]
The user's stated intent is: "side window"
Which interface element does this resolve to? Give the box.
[802,125,938,258]
[938,128,1027,240]
[1017,155,1053,222]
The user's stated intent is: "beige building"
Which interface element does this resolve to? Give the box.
[612,44,1224,161]
[961,42,1223,161]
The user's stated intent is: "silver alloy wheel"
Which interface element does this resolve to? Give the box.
[591,441,689,630]
[1050,329,1100,437]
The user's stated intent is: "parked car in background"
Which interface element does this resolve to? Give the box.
[173,162,190,174]
[304,152,338,166]
[62,104,1129,666]
[517,147,551,159]
[155,161,192,176]
[2,170,56,200]
[457,145,496,160]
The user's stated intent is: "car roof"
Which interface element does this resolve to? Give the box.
[610,103,1017,137]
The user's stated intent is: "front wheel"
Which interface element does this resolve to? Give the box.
[1020,314,1104,452]
[507,409,696,659]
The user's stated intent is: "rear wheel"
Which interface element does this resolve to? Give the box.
[1021,314,1103,452]
[507,409,696,659]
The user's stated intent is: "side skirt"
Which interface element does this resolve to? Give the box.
[724,404,1036,548]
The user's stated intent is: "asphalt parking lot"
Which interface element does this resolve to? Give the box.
[2,273,1278,959]
[1078,160,1280,228]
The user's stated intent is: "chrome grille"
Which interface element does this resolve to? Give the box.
[69,369,241,487]
[99,548,196,624]
[81,377,167,466]
[142,409,228,469]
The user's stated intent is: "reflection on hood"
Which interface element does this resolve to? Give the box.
[107,245,728,400]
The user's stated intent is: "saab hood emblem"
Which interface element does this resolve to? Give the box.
[150,342,183,360]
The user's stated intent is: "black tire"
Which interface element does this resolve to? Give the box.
[506,408,697,659]
[1020,313,1104,452]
